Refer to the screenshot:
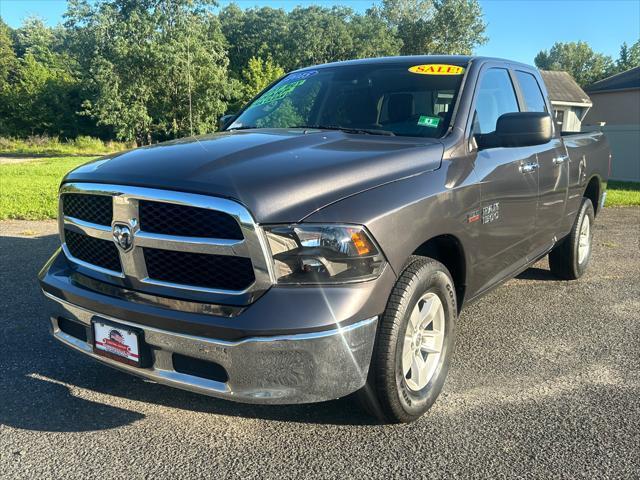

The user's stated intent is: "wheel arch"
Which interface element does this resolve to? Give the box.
[412,234,467,312]
[584,175,601,216]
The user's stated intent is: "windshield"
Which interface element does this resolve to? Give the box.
[228,63,467,138]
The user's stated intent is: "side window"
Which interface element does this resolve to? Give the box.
[516,71,547,112]
[473,68,520,135]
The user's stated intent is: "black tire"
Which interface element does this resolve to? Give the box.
[356,256,457,424]
[549,198,595,280]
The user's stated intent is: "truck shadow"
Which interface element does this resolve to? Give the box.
[0,233,376,431]
[2,372,146,432]
[0,231,581,431]
[516,266,558,281]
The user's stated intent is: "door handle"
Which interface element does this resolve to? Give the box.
[553,155,569,165]
[520,162,539,173]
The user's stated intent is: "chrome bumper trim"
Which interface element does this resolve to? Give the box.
[44,292,377,404]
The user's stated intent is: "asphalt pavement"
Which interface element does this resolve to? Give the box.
[1,208,639,479]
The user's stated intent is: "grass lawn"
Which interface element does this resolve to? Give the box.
[0,155,638,221]
[606,181,640,207]
[0,156,95,220]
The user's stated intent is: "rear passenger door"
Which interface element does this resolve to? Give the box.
[469,67,540,293]
[514,70,568,253]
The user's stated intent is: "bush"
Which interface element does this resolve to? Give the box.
[0,136,132,155]
[72,135,109,151]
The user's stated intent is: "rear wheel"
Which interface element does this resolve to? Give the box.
[549,198,595,280]
[357,256,456,423]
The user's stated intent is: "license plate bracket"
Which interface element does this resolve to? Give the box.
[92,317,148,367]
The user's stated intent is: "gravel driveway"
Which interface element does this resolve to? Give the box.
[1,208,638,479]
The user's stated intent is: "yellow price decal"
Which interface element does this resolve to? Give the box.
[409,64,465,75]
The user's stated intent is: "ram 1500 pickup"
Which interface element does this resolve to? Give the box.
[39,56,610,423]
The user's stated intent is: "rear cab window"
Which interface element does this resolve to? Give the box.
[515,71,547,112]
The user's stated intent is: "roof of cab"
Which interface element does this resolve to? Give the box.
[291,55,536,72]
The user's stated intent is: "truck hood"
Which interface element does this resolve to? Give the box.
[65,129,444,223]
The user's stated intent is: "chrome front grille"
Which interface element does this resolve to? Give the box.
[143,248,255,290]
[64,229,122,272]
[138,200,244,239]
[61,193,113,226]
[59,183,274,300]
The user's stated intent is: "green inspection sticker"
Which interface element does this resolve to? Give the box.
[418,115,441,128]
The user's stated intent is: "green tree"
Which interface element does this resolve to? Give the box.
[14,17,56,59]
[12,53,50,134]
[377,0,434,26]
[424,0,486,54]
[1,16,84,137]
[241,56,285,99]
[348,10,402,59]
[8,58,82,138]
[2,1,493,141]
[0,19,16,83]
[614,40,640,74]
[0,19,17,91]
[284,6,355,69]
[0,19,18,135]
[535,41,614,86]
[65,0,236,144]
[220,5,289,76]
[152,1,236,139]
[378,0,487,55]
[218,5,402,74]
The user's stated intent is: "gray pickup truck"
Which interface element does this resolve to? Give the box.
[39,55,610,423]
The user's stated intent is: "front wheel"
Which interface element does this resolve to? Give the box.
[357,256,457,423]
[549,198,595,280]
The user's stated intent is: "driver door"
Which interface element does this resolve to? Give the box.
[470,67,540,294]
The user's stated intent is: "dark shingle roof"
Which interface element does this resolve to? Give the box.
[540,70,592,105]
[586,66,640,93]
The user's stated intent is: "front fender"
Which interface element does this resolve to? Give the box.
[304,159,479,283]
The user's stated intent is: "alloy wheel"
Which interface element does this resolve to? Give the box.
[401,292,445,391]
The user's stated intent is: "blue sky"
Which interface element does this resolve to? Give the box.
[1,0,639,64]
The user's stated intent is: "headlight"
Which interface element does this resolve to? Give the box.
[263,224,386,284]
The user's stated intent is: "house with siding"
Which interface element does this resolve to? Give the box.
[583,67,640,182]
[540,70,592,132]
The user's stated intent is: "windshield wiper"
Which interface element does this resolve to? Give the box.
[292,125,396,136]
[230,125,396,136]
[226,125,257,131]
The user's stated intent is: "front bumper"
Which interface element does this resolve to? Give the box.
[45,293,377,404]
[39,250,393,404]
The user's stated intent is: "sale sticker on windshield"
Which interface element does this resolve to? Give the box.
[283,70,318,82]
[409,64,464,75]
[252,80,306,107]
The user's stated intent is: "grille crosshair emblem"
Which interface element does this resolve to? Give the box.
[112,223,133,251]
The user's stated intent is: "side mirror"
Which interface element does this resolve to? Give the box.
[218,114,236,131]
[495,112,553,147]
